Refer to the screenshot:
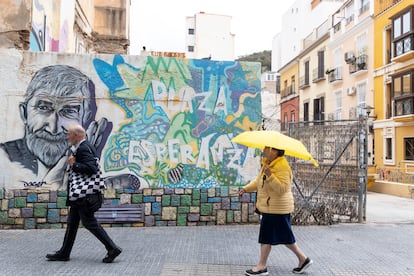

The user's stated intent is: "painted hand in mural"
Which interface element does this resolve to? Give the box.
[42,150,71,189]
[86,118,110,154]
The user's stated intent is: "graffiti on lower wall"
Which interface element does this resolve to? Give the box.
[0,51,262,190]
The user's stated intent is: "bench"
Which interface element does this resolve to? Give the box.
[95,204,144,224]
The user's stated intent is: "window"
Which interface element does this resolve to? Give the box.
[356,33,367,56]
[385,25,392,64]
[282,112,288,131]
[304,60,310,85]
[405,138,414,160]
[391,8,413,57]
[188,28,194,35]
[392,70,413,116]
[335,91,342,120]
[385,137,393,160]
[291,111,295,122]
[303,102,309,122]
[313,97,325,121]
[357,81,367,116]
[384,127,394,164]
[317,50,325,79]
[188,46,194,52]
[359,0,369,14]
[345,2,354,23]
[291,76,295,93]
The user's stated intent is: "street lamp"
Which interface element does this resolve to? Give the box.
[357,105,376,222]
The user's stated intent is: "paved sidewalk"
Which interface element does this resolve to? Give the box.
[1,192,414,276]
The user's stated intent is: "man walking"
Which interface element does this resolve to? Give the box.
[46,124,121,263]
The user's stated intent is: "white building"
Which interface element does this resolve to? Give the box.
[185,12,235,61]
[272,0,344,72]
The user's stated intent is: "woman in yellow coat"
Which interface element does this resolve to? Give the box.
[239,147,313,275]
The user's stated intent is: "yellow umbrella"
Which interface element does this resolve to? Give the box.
[231,130,319,167]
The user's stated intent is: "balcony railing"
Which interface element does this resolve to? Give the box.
[312,67,325,82]
[328,67,342,83]
[281,85,296,97]
[394,97,414,117]
[299,75,310,89]
[349,54,368,74]
[376,165,414,185]
[359,2,370,15]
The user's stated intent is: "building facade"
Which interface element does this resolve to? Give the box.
[370,0,414,197]
[185,12,235,61]
[0,0,130,54]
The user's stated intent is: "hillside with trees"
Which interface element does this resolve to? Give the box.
[236,50,271,72]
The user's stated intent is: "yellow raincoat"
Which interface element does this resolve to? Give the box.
[243,156,294,214]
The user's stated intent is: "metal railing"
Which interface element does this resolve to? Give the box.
[376,166,414,184]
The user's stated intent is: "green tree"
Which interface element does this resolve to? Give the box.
[236,50,271,73]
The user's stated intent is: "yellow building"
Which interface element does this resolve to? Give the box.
[278,58,299,133]
[370,0,414,198]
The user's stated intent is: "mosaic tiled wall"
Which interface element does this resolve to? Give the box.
[0,188,259,229]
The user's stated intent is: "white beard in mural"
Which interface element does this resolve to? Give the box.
[24,125,69,168]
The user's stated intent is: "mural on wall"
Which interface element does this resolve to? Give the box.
[0,65,112,189]
[30,0,72,52]
[0,52,262,190]
[95,55,262,188]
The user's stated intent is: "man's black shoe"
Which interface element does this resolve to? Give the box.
[102,247,122,263]
[46,252,70,261]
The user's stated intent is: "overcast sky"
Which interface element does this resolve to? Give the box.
[130,0,296,58]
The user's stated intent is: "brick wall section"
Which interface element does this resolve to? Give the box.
[0,187,259,229]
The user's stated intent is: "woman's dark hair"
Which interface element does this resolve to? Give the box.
[272,148,285,156]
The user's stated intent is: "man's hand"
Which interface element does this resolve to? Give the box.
[68,155,76,166]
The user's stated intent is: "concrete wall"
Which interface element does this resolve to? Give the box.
[0,49,262,228]
[0,49,261,191]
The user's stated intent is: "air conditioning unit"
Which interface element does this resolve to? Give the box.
[344,51,355,63]
[347,87,356,96]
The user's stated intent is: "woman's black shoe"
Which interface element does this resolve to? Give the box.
[293,257,313,274]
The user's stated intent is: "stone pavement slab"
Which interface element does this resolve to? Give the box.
[0,192,413,276]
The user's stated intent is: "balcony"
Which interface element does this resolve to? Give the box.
[349,54,368,74]
[299,75,310,89]
[327,67,342,83]
[312,67,325,83]
[392,34,414,62]
[393,97,414,122]
[281,85,296,98]
[359,2,370,15]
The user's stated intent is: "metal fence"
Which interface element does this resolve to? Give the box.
[286,119,366,225]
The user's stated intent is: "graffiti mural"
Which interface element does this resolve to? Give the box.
[30,0,72,52]
[0,51,262,190]
[0,65,111,189]
[95,55,262,188]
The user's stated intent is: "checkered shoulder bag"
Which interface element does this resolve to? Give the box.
[68,158,105,201]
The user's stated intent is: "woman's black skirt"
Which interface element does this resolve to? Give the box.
[258,213,296,245]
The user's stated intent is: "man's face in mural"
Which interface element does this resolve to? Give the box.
[21,89,85,167]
